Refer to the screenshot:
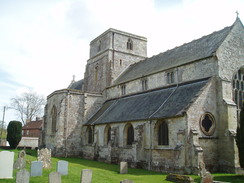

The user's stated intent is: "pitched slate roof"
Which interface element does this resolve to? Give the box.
[114,25,233,85]
[22,120,43,130]
[86,78,209,125]
[68,79,83,90]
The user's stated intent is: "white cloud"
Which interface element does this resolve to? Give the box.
[0,0,244,123]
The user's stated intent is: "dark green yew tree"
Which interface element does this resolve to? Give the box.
[6,121,22,149]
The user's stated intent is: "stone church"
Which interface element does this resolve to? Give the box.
[41,17,244,174]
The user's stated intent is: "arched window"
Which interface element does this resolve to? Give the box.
[233,68,244,112]
[200,113,216,136]
[127,38,133,50]
[158,122,169,145]
[125,124,134,145]
[94,64,98,82]
[104,125,111,145]
[97,40,101,52]
[51,105,57,133]
[87,126,93,144]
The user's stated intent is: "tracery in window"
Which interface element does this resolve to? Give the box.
[200,113,216,136]
[233,69,244,111]
[127,38,133,50]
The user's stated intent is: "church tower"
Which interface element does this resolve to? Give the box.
[83,28,147,93]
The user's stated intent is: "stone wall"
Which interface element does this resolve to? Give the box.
[106,57,218,100]
[43,89,84,157]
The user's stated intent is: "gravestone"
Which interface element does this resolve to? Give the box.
[166,173,194,183]
[120,162,128,174]
[14,150,26,169]
[80,169,92,183]
[30,161,43,177]
[16,169,30,183]
[49,172,61,183]
[201,172,213,183]
[120,179,134,183]
[38,148,51,168]
[0,151,14,179]
[57,160,68,175]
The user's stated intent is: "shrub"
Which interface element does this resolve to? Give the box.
[6,121,22,149]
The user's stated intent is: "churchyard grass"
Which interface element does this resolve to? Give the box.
[0,149,244,183]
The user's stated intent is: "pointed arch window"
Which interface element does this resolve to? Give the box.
[97,40,101,52]
[125,124,134,145]
[127,38,133,50]
[233,69,244,112]
[158,121,169,145]
[87,126,93,144]
[104,125,111,145]
[51,105,57,133]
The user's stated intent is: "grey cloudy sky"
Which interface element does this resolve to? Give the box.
[0,0,244,123]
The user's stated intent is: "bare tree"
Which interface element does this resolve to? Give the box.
[11,91,46,125]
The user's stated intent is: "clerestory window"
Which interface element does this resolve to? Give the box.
[127,38,133,50]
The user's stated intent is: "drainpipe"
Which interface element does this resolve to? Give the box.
[148,120,152,171]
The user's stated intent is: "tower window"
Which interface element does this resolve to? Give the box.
[97,40,101,52]
[127,38,133,50]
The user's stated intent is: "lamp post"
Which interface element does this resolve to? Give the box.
[0,106,6,145]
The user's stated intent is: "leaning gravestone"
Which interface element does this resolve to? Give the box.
[38,148,51,168]
[16,169,30,183]
[57,160,68,175]
[120,162,128,174]
[30,161,43,177]
[14,150,26,169]
[80,169,92,183]
[120,179,134,183]
[49,172,61,183]
[0,151,14,179]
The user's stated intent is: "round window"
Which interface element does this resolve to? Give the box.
[200,113,216,136]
